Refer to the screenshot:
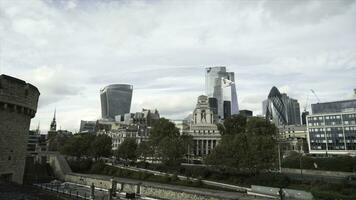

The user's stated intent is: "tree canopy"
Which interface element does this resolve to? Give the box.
[60,133,112,160]
[149,118,192,166]
[206,115,278,173]
[116,138,138,161]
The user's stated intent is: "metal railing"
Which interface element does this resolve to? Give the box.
[33,183,91,200]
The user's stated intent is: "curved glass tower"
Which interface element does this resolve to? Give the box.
[265,86,301,126]
[265,86,287,125]
[100,84,133,120]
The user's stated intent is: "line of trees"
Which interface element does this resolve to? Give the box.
[59,115,278,173]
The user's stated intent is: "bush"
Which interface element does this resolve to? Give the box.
[89,160,106,174]
[68,159,93,173]
[311,189,356,200]
[282,155,356,172]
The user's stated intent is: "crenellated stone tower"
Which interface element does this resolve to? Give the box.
[0,74,40,184]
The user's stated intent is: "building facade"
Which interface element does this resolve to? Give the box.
[0,74,40,184]
[79,120,97,134]
[27,130,47,156]
[239,109,253,117]
[307,111,356,155]
[278,125,308,156]
[99,109,159,150]
[205,66,239,120]
[264,86,301,126]
[188,95,221,159]
[172,120,190,135]
[100,84,133,120]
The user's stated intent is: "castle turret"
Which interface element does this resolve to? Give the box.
[0,74,40,184]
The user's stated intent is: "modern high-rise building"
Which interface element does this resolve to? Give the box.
[264,86,301,126]
[205,66,239,119]
[100,84,133,120]
[307,111,356,155]
[306,90,356,155]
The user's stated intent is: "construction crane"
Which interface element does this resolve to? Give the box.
[303,93,309,112]
[310,89,320,103]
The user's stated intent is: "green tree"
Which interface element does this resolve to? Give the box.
[149,118,188,166]
[48,132,71,151]
[218,114,247,135]
[136,141,153,162]
[116,138,138,161]
[60,133,96,159]
[90,134,112,160]
[206,116,278,173]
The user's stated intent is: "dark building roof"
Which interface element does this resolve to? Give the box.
[311,99,356,114]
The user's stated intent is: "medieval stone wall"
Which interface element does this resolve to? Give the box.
[0,74,40,184]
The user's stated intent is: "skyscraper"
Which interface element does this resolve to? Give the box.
[100,84,133,120]
[205,66,239,119]
[264,86,301,126]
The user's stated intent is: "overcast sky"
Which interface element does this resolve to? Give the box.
[1,0,355,132]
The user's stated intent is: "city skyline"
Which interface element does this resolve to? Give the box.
[1,0,356,132]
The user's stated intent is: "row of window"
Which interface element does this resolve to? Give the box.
[192,130,216,134]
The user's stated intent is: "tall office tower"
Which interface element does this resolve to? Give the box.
[223,101,231,119]
[205,66,239,120]
[282,94,301,125]
[208,97,218,122]
[100,84,133,120]
[301,111,309,125]
[264,86,301,126]
[0,74,40,184]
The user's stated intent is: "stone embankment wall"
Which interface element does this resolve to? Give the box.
[0,75,40,184]
[64,173,234,200]
[43,152,72,180]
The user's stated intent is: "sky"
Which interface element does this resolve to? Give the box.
[0,0,355,133]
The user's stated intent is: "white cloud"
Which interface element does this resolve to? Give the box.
[0,0,355,132]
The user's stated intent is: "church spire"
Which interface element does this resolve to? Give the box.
[50,108,57,131]
[36,121,40,134]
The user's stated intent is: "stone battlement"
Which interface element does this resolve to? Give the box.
[0,74,40,117]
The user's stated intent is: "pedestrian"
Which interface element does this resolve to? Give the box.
[279,187,285,200]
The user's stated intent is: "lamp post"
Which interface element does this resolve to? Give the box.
[278,142,281,173]
[299,139,304,181]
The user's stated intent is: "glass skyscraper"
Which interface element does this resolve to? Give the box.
[205,66,239,119]
[100,84,133,120]
[264,86,301,126]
